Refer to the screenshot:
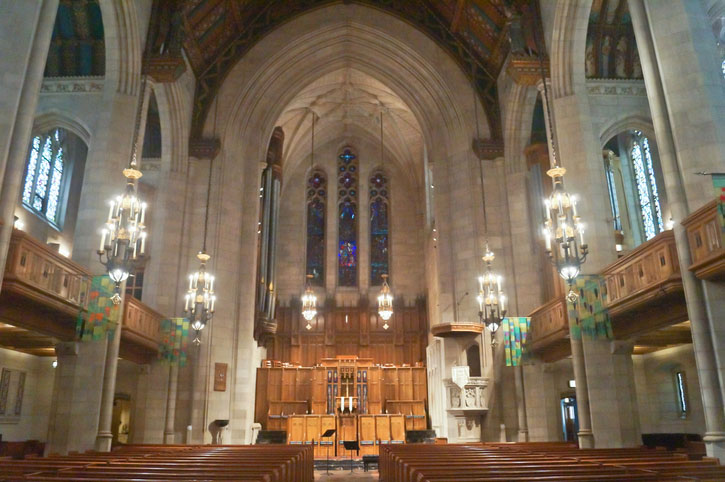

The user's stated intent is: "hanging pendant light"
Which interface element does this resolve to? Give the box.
[469,45,506,339]
[302,111,318,330]
[184,100,218,345]
[533,17,588,302]
[99,78,149,305]
[476,245,506,335]
[376,110,394,328]
[185,251,216,345]
[302,274,317,329]
[378,274,393,329]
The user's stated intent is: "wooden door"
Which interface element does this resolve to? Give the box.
[305,415,321,456]
[287,415,306,444]
[337,415,357,457]
[390,415,406,443]
[367,367,381,414]
[311,367,327,415]
[375,414,391,447]
[399,368,413,400]
[358,415,377,456]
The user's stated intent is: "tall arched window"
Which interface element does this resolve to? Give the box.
[306,171,327,286]
[630,130,663,240]
[369,171,390,285]
[337,148,358,286]
[22,128,67,226]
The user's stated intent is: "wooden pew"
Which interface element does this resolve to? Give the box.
[0,444,313,482]
[379,442,725,482]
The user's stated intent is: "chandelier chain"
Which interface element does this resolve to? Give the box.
[532,0,559,168]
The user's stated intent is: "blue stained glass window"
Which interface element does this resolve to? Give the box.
[22,128,66,226]
[306,171,327,286]
[630,131,663,240]
[370,171,390,285]
[338,149,358,286]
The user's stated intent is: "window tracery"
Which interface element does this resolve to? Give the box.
[369,171,389,285]
[337,149,358,287]
[306,170,326,286]
[22,128,66,226]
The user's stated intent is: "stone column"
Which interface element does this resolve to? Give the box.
[164,363,179,443]
[0,0,58,283]
[629,0,725,458]
[514,365,529,442]
[570,338,594,448]
[95,295,126,452]
[46,341,107,455]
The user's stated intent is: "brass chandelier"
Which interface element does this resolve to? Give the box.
[98,78,148,305]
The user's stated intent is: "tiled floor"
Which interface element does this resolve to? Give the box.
[315,468,378,480]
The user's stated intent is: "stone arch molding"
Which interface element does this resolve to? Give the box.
[599,115,655,148]
[209,3,488,175]
[32,111,92,146]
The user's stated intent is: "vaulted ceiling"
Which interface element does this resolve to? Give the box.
[167,0,534,140]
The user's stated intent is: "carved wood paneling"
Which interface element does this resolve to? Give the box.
[528,296,570,361]
[682,200,725,281]
[268,303,427,366]
[602,230,686,337]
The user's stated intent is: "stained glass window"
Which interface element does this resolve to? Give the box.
[22,128,66,226]
[306,171,326,286]
[630,130,663,240]
[337,148,358,286]
[369,171,390,285]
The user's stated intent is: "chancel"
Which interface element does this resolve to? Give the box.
[0,0,725,481]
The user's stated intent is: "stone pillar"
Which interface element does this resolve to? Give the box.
[0,0,58,283]
[46,341,107,455]
[514,365,529,442]
[570,338,594,448]
[629,0,725,458]
[522,362,560,441]
[581,339,640,447]
[95,297,125,452]
[164,363,179,443]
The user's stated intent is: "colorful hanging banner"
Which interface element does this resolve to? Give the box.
[159,318,190,366]
[566,275,613,341]
[713,174,725,245]
[76,275,120,341]
[503,317,530,366]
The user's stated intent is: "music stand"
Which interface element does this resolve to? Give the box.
[342,440,360,473]
[321,429,336,474]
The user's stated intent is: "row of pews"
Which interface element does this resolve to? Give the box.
[0,444,313,482]
[380,442,725,481]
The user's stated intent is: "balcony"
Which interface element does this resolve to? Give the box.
[682,200,725,281]
[602,230,686,338]
[0,229,163,362]
[120,297,163,364]
[528,296,570,362]
[0,229,90,341]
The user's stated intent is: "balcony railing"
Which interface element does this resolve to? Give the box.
[121,296,163,363]
[1,230,90,339]
[602,230,686,336]
[528,296,570,362]
[682,200,724,281]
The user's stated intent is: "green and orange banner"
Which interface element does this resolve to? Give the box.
[503,317,530,366]
[75,275,120,341]
[159,318,190,366]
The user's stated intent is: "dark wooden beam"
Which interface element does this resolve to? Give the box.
[450,0,467,33]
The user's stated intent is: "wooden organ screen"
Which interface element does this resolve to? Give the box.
[254,363,428,431]
[264,301,428,366]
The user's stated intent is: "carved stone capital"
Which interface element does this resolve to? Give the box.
[473,138,504,160]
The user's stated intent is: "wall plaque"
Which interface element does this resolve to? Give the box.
[214,363,228,392]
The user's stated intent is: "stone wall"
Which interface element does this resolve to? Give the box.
[634,344,706,436]
[0,347,55,442]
